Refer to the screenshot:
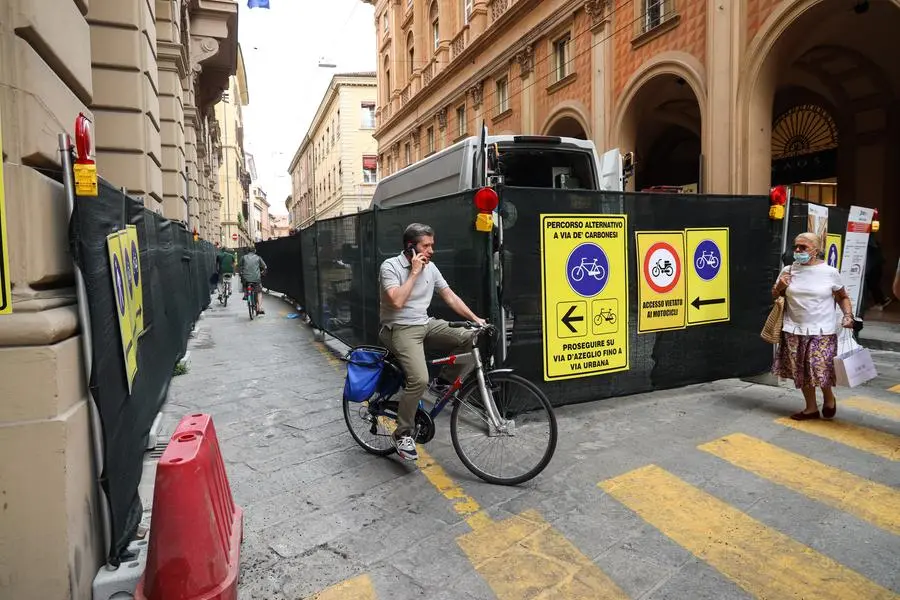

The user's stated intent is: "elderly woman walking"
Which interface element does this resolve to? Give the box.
[772,232,855,420]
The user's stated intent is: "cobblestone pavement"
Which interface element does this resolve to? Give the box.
[159,288,900,600]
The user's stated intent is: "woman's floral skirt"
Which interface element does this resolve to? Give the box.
[773,332,837,388]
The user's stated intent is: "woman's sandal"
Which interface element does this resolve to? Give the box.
[790,410,821,421]
[822,403,836,419]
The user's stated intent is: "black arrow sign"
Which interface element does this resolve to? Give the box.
[691,297,726,310]
[561,305,584,333]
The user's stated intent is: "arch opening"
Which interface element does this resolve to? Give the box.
[545,116,588,140]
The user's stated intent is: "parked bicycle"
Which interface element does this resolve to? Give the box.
[651,259,673,278]
[593,308,617,326]
[218,273,232,307]
[696,250,719,270]
[341,321,558,485]
[570,258,606,282]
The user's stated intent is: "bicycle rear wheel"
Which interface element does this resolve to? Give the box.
[450,372,557,485]
[343,396,397,456]
[248,292,256,320]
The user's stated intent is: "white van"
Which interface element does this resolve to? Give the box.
[369,134,623,210]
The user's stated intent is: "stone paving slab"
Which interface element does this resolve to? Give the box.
[148,290,900,600]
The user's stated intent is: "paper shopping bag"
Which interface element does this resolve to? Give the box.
[834,346,878,388]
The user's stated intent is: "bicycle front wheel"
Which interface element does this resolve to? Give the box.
[451,373,557,485]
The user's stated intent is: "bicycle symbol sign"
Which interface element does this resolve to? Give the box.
[566,243,609,297]
[131,241,140,286]
[644,241,681,294]
[693,239,721,281]
[827,243,839,268]
[123,245,134,300]
[113,255,126,317]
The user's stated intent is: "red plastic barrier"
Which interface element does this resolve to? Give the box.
[135,413,243,600]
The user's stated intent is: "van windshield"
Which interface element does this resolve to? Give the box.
[494,147,596,190]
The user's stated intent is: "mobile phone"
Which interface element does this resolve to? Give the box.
[403,242,415,258]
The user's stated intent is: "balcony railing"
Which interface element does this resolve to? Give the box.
[423,60,434,86]
[401,84,410,106]
[451,27,469,60]
[490,0,510,21]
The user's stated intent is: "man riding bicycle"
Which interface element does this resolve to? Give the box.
[216,245,236,296]
[379,223,485,461]
[240,246,268,315]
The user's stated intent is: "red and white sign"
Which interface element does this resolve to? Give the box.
[643,241,681,294]
[839,205,875,316]
[231,233,238,241]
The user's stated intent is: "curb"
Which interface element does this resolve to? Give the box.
[860,337,900,352]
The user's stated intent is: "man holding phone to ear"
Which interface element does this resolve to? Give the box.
[379,222,486,461]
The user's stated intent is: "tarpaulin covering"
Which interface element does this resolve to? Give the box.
[497,188,778,405]
[69,177,216,562]
[255,235,304,302]
[257,188,784,408]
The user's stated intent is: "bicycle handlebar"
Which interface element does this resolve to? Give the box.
[448,320,494,331]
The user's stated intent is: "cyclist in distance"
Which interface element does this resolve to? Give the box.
[379,223,486,461]
[240,246,268,316]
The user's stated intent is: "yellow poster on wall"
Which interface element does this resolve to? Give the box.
[636,231,687,333]
[125,225,144,336]
[107,231,138,391]
[540,214,629,381]
[0,114,12,315]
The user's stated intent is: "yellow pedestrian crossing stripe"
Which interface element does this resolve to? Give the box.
[888,384,900,394]
[775,417,900,460]
[843,396,900,420]
[457,509,629,600]
[599,465,898,600]
[305,574,378,600]
[700,433,900,535]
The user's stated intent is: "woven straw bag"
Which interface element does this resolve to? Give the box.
[760,296,785,344]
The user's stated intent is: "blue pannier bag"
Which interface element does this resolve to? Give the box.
[343,347,389,403]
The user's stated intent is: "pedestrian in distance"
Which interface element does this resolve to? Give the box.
[771,232,855,420]
[378,223,486,461]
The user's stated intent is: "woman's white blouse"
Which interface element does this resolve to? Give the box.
[781,262,844,335]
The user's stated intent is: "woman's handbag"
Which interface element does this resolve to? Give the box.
[761,266,789,344]
[760,296,785,344]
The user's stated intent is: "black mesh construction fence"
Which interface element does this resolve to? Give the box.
[256,235,304,302]
[258,188,789,408]
[498,188,780,405]
[69,177,216,562]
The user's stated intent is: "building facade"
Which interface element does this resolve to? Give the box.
[287,73,380,229]
[364,0,899,289]
[215,71,253,248]
[0,1,238,598]
[271,214,291,238]
[251,185,271,241]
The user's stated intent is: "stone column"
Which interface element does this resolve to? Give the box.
[0,0,102,598]
[156,0,189,224]
[705,0,739,194]
[88,0,163,212]
[586,0,612,149]
[516,45,535,133]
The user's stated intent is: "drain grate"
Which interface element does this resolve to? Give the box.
[147,442,167,460]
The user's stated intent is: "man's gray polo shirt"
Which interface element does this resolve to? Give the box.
[379,252,448,326]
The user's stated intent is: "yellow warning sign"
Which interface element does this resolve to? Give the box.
[107,231,138,391]
[825,233,842,271]
[685,228,730,326]
[0,114,11,315]
[125,225,144,336]
[636,231,686,333]
[540,214,629,381]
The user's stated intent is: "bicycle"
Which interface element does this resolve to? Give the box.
[651,259,673,278]
[218,273,233,307]
[593,308,617,326]
[570,258,606,282]
[341,322,558,485]
[245,282,259,320]
[696,251,719,270]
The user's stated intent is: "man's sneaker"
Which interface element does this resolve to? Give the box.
[391,435,418,461]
